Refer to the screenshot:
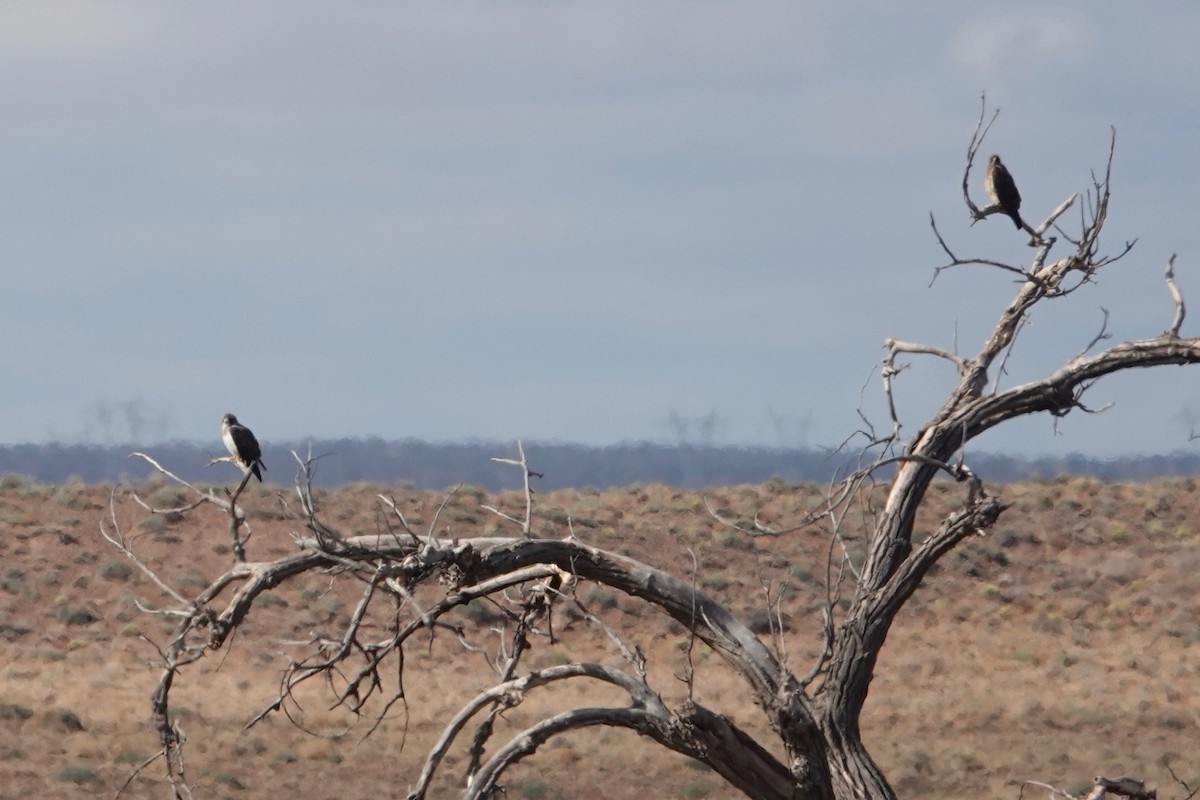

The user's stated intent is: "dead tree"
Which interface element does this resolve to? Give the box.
[107,104,1197,800]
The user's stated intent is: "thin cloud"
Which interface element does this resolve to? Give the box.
[953,14,1091,74]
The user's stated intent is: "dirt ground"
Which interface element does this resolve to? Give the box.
[0,475,1197,799]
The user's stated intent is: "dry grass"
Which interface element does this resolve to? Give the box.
[0,477,1197,799]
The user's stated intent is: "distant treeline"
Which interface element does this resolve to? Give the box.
[0,439,1198,490]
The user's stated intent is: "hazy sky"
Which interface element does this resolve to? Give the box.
[3,3,1199,457]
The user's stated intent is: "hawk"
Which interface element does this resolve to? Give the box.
[221,413,265,482]
[984,154,1024,230]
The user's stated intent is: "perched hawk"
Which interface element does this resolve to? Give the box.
[984,154,1024,230]
[221,413,264,482]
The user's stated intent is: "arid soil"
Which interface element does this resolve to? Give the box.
[0,474,1197,799]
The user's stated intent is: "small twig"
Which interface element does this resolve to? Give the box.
[1076,308,1112,359]
[112,749,165,799]
[990,315,1029,396]
[884,338,967,372]
[99,490,191,607]
[798,600,835,689]
[132,452,219,500]
[1165,762,1199,800]
[1030,192,1078,244]
[702,496,795,537]
[129,493,207,516]
[486,440,542,537]
[879,349,904,442]
[962,94,1001,220]
[930,213,1031,285]
[375,494,422,544]
[1164,254,1185,337]
[1019,780,1078,800]
[425,484,461,543]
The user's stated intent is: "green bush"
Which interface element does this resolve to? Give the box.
[55,764,99,785]
[252,591,287,608]
[583,586,619,610]
[719,532,756,551]
[0,703,33,721]
[53,709,84,731]
[58,607,98,626]
[0,473,30,491]
[99,560,133,581]
[149,487,186,507]
[518,779,553,800]
[137,515,167,534]
[1,568,22,594]
[211,772,246,790]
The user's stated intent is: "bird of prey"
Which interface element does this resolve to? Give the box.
[221,413,265,482]
[984,154,1024,230]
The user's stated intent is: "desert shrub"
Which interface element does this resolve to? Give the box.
[55,764,99,785]
[52,709,84,731]
[58,607,97,626]
[583,586,619,610]
[746,608,792,635]
[518,779,554,800]
[210,772,247,790]
[533,650,571,669]
[149,487,186,507]
[175,570,210,589]
[461,598,505,624]
[99,559,133,581]
[1,568,22,594]
[252,591,287,608]
[137,516,167,534]
[719,533,755,552]
[786,563,815,584]
[54,480,98,509]
[0,703,33,721]
[315,596,342,620]
[0,473,29,491]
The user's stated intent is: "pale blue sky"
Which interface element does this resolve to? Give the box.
[2,3,1198,457]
